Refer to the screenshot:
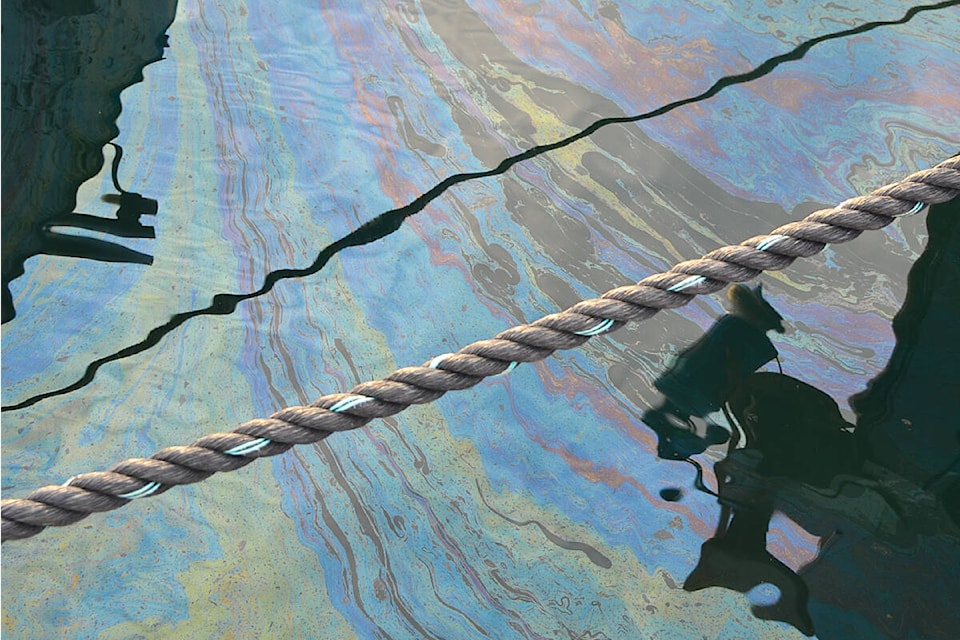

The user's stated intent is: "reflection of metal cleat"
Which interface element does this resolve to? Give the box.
[103,191,159,228]
[37,226,153,265]
[35,142,159,264]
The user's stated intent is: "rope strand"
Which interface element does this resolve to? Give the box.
[3,155,958,542]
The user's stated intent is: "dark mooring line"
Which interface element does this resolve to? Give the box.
[4,0,956,413]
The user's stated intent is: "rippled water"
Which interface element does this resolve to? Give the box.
[2,1,959,638]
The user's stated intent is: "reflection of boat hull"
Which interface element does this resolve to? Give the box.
[0,0,178,322]
[851,198,960,520]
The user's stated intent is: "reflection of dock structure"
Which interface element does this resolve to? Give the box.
[682,198,960,638]
[1,1,178,323]
[39,143,158,270]
[851,196,960,511]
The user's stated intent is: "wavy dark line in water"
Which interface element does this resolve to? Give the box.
[5,0,955,412]
[476,480,613,569]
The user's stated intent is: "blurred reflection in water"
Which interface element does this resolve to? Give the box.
[642,283,784,460]
[645,199,960,638]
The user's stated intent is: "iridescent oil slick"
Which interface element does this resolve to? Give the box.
[2,1,958,638]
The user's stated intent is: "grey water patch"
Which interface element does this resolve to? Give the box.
[476,480,613,569]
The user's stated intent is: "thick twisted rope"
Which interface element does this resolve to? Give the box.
[3,155,958,542]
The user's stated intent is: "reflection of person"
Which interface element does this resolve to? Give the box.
[643,283,785,460]
[680,200,960,639]
[683,371,859,637]
[726,373,861,486]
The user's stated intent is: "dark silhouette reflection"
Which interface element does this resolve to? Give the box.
[1,0,178,323]
[643,284,784,460]
[684,487,815,635]
[685,371,857,636]
[643,199,960,638]
[850,196,960,526]
[804,196,960,640]
[38,143,157,266]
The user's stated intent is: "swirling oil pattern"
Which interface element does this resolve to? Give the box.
[2,0,959,638]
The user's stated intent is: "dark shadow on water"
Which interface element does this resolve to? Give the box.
[646,199,960,638]
[5,0,956,411]
[1,0,178,324]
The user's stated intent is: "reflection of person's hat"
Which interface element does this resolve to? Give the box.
[728,284,785,333]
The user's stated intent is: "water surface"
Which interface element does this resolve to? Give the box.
[2,1,959,638]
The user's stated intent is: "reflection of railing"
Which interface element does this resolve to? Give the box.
[2,156,958,546]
